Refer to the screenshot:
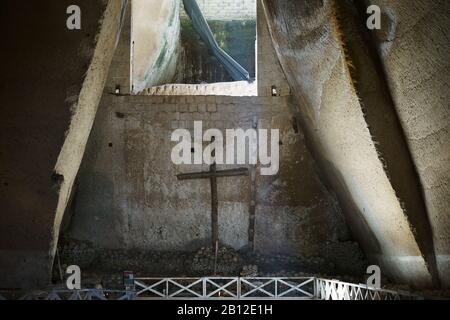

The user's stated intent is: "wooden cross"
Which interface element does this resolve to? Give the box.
[177,164,249,248]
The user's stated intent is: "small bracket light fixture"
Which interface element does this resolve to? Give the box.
[271,85,278,97]
[115,85,121,95]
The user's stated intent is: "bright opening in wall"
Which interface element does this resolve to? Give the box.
[131,0,257,96]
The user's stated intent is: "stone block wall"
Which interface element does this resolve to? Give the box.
[180,0,256,21]
[63,93,350,258]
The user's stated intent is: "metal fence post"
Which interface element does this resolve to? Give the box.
[314,278,319,299]
[237,277,241,300]
[203,278,207,298]
[274,278,278,298]
[165,279,169,299]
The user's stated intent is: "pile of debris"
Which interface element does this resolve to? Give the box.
[57,239,368,285]
[240,265,258,277]
[191,246,243,275]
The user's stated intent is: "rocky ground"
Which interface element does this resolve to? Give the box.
[54,238,369,289]
[50,239,450,299]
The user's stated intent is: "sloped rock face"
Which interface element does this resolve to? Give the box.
[0,0,127,288]
[365,0,450,288]
[261,0,443,287]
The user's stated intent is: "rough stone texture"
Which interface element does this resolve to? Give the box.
[131,0,181,93]
[63,94,351,259]
[366,0,450,287]
[334,0,439,287]
[256,0,290,97]
[261,0,435,287]
[180,0,256,21]
[0,0,127,288]
[2,0,447,292]
[106,1,132,95]
[57,241,366,283]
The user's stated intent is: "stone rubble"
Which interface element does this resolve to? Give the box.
[57,239,368,288]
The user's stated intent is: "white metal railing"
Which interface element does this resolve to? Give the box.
[134,277,315,300]
[135,277,423,300]
[0,277,424,300]
[239,277,315,300]
[315,278,422,300]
